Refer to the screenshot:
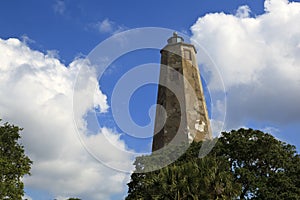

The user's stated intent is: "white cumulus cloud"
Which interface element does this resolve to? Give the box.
[0,38,134,199]
[236,5,251,18]
[191,0,300,129]
[98,18,115,33]
[89,18,127,34]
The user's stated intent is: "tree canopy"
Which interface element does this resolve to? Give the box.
[126,128,300,199]
[216,129,300,199]
[0,120,32,199]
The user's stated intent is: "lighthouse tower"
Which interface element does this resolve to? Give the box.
[152,33,212,152]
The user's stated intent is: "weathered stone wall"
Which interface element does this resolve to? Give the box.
[152,36,212,152]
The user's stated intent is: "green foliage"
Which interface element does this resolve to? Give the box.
[0,120,32,199]
[126,142,241,199]
[215,128,300,199]
[126,128,300,200]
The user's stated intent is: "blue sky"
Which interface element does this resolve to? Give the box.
[1,0,300,199]
[0,0,266,63]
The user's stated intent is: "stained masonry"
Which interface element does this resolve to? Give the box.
[152,33,212,152]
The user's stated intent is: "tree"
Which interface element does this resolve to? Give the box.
[126,142,241,199]
[0,120,32,199]
[126,128,300,199]
[214,128,300,199]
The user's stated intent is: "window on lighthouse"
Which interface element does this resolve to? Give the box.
[184,49,192,60]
